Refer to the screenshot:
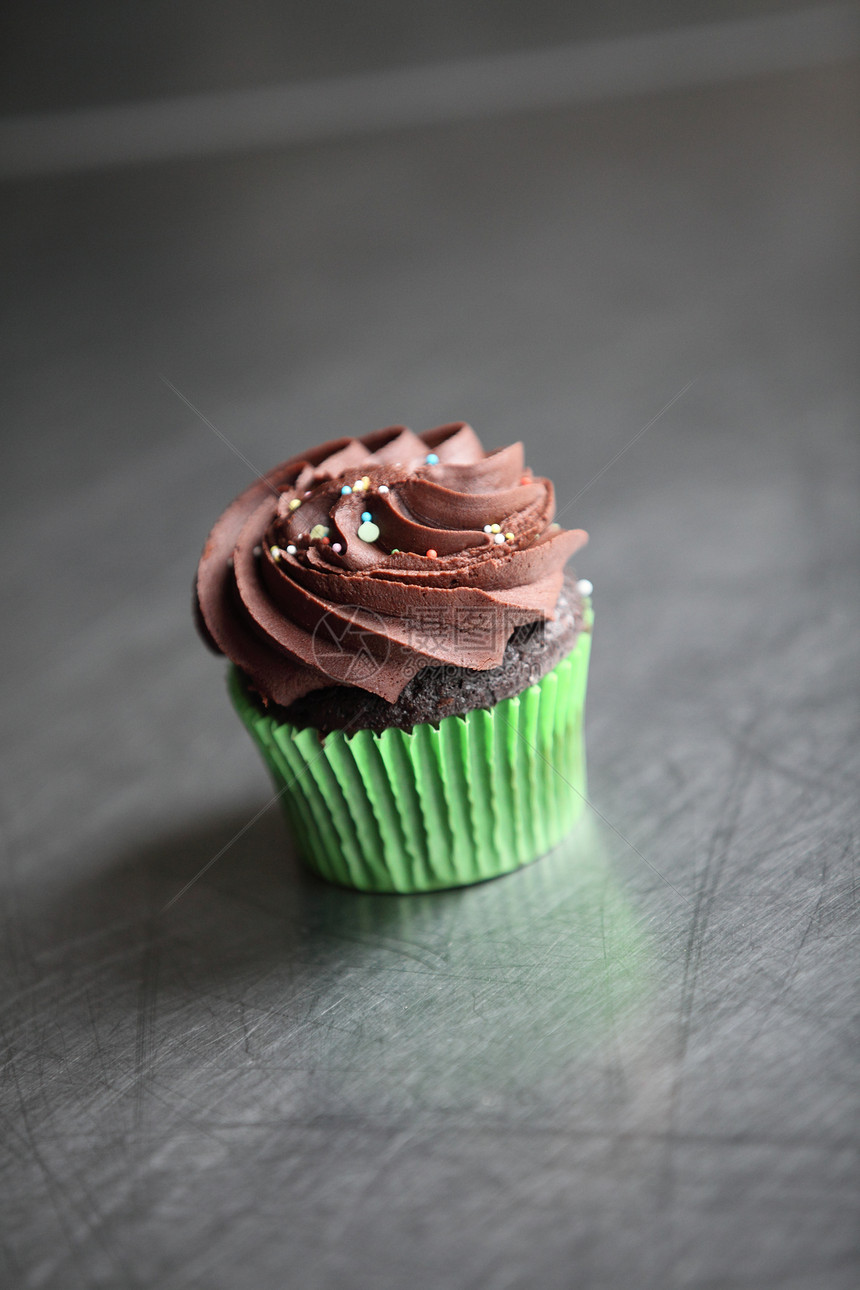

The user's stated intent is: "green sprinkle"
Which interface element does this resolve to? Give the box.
[357,520,380,543]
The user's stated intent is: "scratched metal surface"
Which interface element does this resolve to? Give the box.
[1,59,859,1290]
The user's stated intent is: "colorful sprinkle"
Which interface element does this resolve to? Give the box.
[378,484,389,495]
[288,498,301,511]
[519,475,529,485]
[286,544,297,556]
[331,542,342,554]
[425,548,438,559]
[576,578,593,597]
[352,479,365,491]
[550,522,560,530]
[361,511,372,522]
[357,520,380,543]
[309,523,329,540]
[270,546,282,561]
[490,523,501,534]
[493,533,505,545]
[391,548,400,554]
[425,452,439,465]
[505,532,515,541]
[341,485,352,495]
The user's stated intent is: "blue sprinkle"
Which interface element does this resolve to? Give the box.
[361,511,372,522]
[341,485,352,495]
[425,452,439,465]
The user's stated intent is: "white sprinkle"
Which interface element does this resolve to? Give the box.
[331,542,342,554]
[577,578,593,597]
[483,524,492,533]
[226,555,234,568]
[493,532,505,545]
[286,544,297,556]
[378,485,389,495]
[252,545,261,558]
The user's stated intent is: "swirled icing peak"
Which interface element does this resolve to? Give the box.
[195,422,588,707]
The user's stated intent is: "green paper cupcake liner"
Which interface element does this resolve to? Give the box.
[229,620,592,893]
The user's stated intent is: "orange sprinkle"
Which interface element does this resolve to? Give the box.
[426,548,438,559]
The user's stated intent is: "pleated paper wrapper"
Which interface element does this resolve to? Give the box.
[229,623,591,893]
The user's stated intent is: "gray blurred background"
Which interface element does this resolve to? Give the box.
[1,4,858,1289]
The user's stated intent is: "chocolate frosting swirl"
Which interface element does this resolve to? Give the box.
[195,423,588,707]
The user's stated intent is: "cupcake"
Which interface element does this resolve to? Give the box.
[195,422,592,892]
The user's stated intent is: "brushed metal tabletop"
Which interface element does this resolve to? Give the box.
[1,53,858,1290]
